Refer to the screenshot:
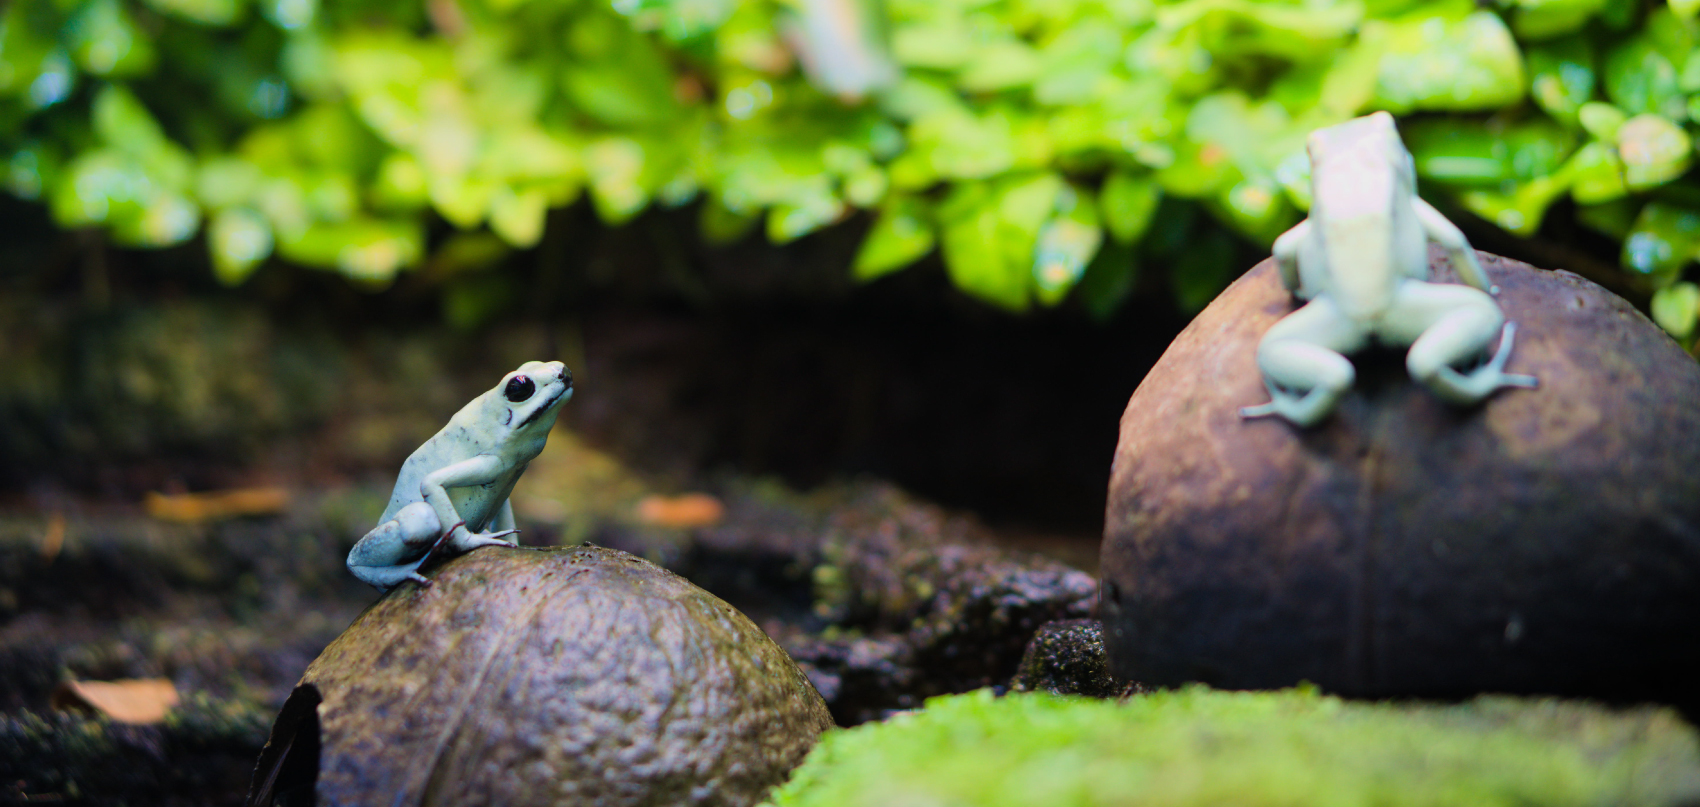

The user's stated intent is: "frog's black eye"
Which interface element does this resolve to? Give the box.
[504,375,536,403]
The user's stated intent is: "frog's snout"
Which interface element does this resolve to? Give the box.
[558,364,573,390]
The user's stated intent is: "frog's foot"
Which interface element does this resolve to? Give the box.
[408,571,433,588]
[1239,383,1348,429]
[1416,322,1538,405]
[443,521,521,553]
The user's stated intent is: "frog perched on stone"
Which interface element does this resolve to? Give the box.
[1239,112,1537,428]
[347,361,572,590]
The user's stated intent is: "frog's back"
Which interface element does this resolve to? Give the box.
[377,395,496,522]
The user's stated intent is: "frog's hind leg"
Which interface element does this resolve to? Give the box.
[1389,281,1537,406]
[1240,297,1367,428]
[347,502,441,590]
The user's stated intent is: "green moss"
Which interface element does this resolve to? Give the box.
[767,687,1700,807]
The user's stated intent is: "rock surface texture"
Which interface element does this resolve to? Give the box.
[247,545,834,807]
[1101,249,1700,703]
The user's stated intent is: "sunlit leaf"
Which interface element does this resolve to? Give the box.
[1603,35,1685,119]
[490,186,548,247]
[1503,0,1608,40]
[890,21,974,70]
[853,195,934,281]
[1651,282,1700,341]
[1369,8,1526,113]
[1577,101,1626,140]
[585,137,651,224]
[767,185,844,243]
[1563,141,1628,204]
[957,40,1042,93]
[371,152,428,209]
[209,207,274,284]
[1459,172,1572,235]
[277,216,423,281]
[1616,114,1692,190]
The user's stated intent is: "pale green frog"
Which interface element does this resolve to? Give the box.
[347,361,572,590]
[1240,112,1537,428]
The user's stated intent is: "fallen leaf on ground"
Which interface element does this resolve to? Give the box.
[51,679,181,724]
[144,487,289,523]
[636,493,725,528]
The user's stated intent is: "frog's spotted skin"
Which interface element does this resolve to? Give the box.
[347,361,572,590]
[1240,112,1537,428]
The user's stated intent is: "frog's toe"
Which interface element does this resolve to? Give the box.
[456,530,519,550]
[1239,402,1279,419]
[408,571,434,588]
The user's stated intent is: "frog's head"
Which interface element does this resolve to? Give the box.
[1306,111,1415,218]
[495,360,573,435]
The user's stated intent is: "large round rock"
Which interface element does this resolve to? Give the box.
[1101,250,1700,703]
[249,545,834,806]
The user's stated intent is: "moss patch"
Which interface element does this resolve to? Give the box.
[767,687,1700,807]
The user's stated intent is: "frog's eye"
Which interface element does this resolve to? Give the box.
[505,375,536,403]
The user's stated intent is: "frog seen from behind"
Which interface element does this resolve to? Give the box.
[347,360,573,590]
[1240,112,1537,428]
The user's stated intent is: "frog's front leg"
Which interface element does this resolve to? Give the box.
[1385,280,1537,405]
[421,455,520,553]
[1240,296,1369,428]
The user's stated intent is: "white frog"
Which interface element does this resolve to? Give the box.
[1239,112,1537,428]
[347,360,573,590]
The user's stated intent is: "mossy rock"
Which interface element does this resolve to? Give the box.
[247,545,833,807]
[1100,250,1700,702]
[766,688,1700,807]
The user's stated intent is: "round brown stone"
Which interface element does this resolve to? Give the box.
[249,544,834,807]
[1100,249,1700,703]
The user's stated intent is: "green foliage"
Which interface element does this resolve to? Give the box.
[765,687,1700,807]
[2,0,1700,327]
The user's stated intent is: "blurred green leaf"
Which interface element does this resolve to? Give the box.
[490,186,548,247]
[67,0,156,78]
[890,21,975,70]
[1577,101,1626,140]
[1651,282,1700,340]
[1099,169,1161,243]
[1616,114,1692,191]
[1502,0,1607,40]
[209,207,274,284]
[196,157,262,210]
[1564,141,1628,204]
[1526,36,1594,121]
[1603,36,1684,120]
[1370,8,1526,113]
[854,195,934,281]
[957,40,1042,93]
[1033,185,1102,305]
[276,216,423,282]
[938,172,1063,311]
[1459,172,1571,235]
[1405,118,1576,185]
[1622,202,1700,287]
[145,0,246,26]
